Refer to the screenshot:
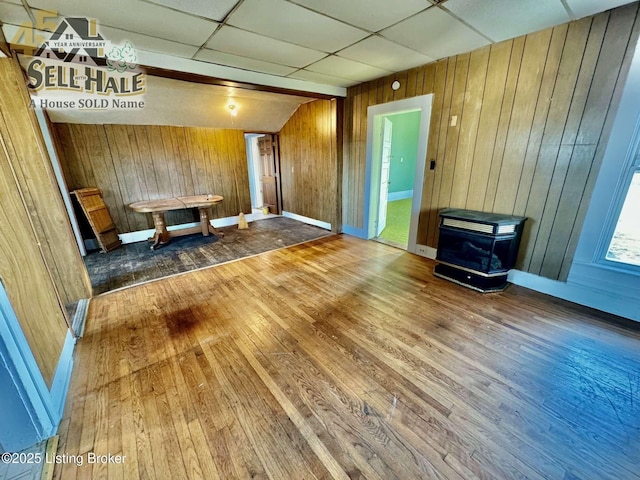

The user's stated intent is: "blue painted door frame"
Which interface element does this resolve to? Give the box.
[0,280,74,452]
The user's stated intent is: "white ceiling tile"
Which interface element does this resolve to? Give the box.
[564,0,635,19]
[289,0,430,32]
[381,7,490,59]
[227,0,369,52]
[0,2,32,26]
[27,1,219,46]
[98,25,199,58]
[445,0,570,42]
[287,69,356,87]
[338,36,433,72]
[205,26,327,68]
[306,55,391,82]
[195,49,297,76]
[143,0,240,22]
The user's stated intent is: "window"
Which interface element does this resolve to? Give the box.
[605,170,640,267]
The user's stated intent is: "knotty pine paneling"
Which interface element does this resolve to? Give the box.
[279,99,341,229]
[54,124,252,233]
[343,3,640,281]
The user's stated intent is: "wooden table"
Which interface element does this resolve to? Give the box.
[129,195,224,250]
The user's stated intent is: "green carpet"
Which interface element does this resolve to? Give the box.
[378,198,411,246]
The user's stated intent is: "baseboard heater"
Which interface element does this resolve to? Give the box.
[434,208,526,293]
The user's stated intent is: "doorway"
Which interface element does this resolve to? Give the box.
[363,95,433,253]
[245,133,282,217]
[375,111,422,248]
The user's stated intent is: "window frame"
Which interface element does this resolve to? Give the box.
[595,127,640,274]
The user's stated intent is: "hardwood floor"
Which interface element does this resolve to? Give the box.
[55,235,640,480]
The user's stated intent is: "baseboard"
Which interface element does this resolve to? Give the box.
[411,246,638,322]
[48,331,76,425]
[508,269,640,322]
[388,190,413,201]
[341,225,367,238]
[118,213,251,245]
[282,211,331,230]
[71,298,90,338]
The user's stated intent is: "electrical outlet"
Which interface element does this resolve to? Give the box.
[450,115,458,127]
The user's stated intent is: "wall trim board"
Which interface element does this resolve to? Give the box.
[0,281,73,450]
[342,225,367,238]
[48,331,75,422]
[570,261,640,299]
[282,211,331,230]
[33,109,85,256]
[117,213,254,245]
[507,268,640,322]
[421,244,637,321]
[388,190,414,201]
[70,298,90,338]
[414,244,438,260]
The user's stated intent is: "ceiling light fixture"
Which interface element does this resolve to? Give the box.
[391,80,401,91]
[228,104,238,117]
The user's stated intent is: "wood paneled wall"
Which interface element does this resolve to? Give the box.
[279,99,342,230]
[0,57,91,308]
[54,124,252,234]
[0,56,79,386]
[343,3,640,280]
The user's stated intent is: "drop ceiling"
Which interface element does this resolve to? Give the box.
[0,0,636,94]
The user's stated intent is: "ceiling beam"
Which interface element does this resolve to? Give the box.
[142,64,335,100]
[137,50,346,98]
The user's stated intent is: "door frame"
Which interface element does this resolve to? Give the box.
[363,94,433,254]
[244,133,265,209]
[272,134,283,215]
[376,117,393,236]
[254,133,283,215]
[0,279,61,450]
[33,108,86,256]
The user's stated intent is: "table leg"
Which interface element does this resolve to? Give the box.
[199,207,224,238]
[150,211,170,250]
[200,207,210,236]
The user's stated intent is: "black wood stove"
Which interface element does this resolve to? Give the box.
[434,208,527,292]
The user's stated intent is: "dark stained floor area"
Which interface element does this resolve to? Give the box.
[85,217,332,294]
